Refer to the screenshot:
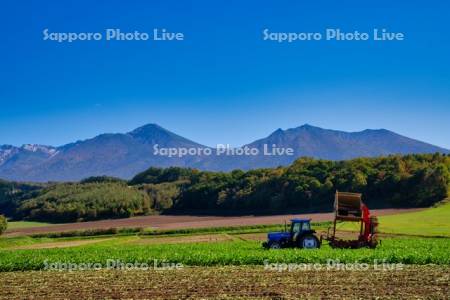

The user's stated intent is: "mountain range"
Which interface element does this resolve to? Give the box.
[0,123,448,182]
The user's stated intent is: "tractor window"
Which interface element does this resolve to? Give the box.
[292,222,301,233]
[301,222,310,231]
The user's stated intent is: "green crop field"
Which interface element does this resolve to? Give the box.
[1,210,449,299]
[378,201,450,237]
[337,201,450,237]
[1,204,450,273]
[6,221,52,229]
[0,231,449,272]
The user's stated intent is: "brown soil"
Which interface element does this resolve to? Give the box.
[9,238,113,250]
[5,208,422,237]
[0,266,448,299]
[235,233,267,241]
[133,234,234,245]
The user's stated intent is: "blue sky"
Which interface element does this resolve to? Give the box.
[0,0,449,148]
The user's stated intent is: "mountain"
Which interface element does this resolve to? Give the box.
[0,124,208,182]
[0,144,58,180]
[196,124,449,171]
[0,123,448,182]
[249,124,450,160]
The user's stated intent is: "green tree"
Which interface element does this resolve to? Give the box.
[0,215,7,235]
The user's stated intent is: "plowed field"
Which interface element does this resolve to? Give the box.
[1,266,448,299]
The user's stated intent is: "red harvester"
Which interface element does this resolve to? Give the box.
[322,191,379,248]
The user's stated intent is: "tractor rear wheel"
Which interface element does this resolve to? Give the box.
[300,235,320,249]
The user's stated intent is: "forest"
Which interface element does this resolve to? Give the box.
[0,153,448,222]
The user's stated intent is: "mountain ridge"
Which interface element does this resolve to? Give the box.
[0,123,448,182]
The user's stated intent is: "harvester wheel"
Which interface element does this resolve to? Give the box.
[300,235,320,249]
[368,237,379,249]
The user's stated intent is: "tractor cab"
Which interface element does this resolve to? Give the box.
[263,219,321,249]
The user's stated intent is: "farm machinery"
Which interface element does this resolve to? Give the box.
[323,191,379,248]
[262,218,321,249]
[263,191,379,249]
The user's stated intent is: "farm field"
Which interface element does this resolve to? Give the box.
[1,205,449,299]
[1,229,450,272]
[3,208,421,236]
[378,200,450,237]
[338,201,450,237]
[6,221,52,229]
[1,265,449,299]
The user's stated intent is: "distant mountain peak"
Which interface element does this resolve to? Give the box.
[270,124,321,136]
[0,146,19,166]
[21,144,57,154]
[128,123,173,142]
[0,123,448,182]
[293,124,325,132]
[127,123,203,147]
[0,144,16,150]
[360,128,390,133]
[270,128,284,136]
[128,123,168,135]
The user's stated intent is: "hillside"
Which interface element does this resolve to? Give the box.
[377,200,450,237]
[2,154,449,223]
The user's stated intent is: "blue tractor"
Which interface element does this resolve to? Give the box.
[262,219,321,249]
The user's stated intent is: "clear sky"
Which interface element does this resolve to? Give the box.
[1,0,449,148]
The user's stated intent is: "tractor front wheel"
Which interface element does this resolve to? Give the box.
[269,241,281,249]
[300,235,320,249]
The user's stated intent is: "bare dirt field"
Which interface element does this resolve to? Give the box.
[5,208,421,237]
[133,233,234,245]
[0,266,448,299]
[9,238,114,250]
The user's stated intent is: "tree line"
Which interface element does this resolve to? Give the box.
[0,153,448,222]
